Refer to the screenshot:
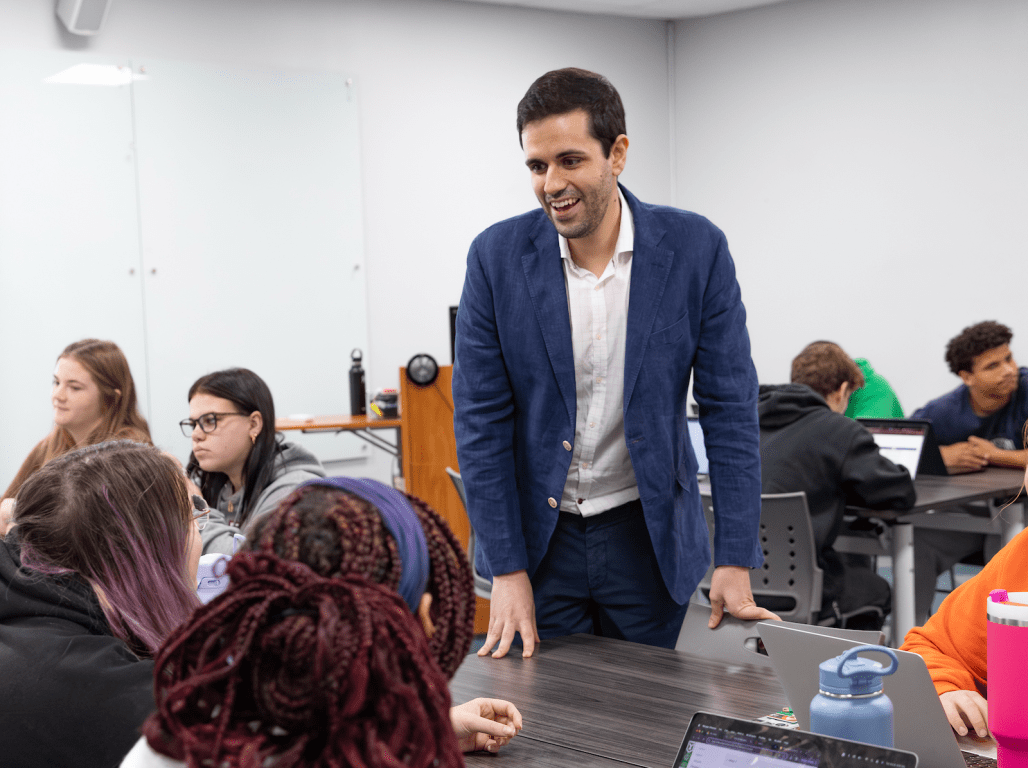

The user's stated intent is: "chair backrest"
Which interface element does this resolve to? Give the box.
[675,601,773,667]
[752,492,823,623]
[444,467,493,600]
[699,491,823,624]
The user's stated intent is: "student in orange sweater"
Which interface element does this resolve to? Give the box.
[901,486,1028,739]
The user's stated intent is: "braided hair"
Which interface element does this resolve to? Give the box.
[143,551,462,768]
[247,484,475,678]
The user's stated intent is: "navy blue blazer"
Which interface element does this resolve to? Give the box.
[452,186,762,604]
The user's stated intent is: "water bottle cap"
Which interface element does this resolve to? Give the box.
[818,645,898,696]
[351,348,363,364]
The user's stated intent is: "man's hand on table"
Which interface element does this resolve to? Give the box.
[479,569,540,659]
[451,697,524,753]
[940,442,990,472]
[940,690,989,738]
[708,565,781,628]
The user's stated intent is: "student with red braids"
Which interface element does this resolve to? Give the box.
[245,477,523,753]
[123,550,464,768]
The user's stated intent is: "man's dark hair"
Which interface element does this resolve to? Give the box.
[791,341,864,400]
[516,68,626,158]
[945,321,1013,375]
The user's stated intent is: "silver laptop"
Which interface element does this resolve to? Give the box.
[757,621,994,768]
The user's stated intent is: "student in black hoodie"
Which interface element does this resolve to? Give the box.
[0,440,202,768]
[758,341,915,629]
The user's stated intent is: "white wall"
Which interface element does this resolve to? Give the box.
[674,0,1028,412]
[0,0,672,483]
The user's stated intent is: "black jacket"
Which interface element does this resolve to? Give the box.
[0,532,155,768]
[758,384,916,602]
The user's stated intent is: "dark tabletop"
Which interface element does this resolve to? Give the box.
[452,634,787,768]
[849,466,1024,520]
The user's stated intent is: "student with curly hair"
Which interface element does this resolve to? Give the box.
[910,320,1028,622]
[246,478,522,753]
[913,320,1028,472]
[124,551,464,768]
[0,441,202,768]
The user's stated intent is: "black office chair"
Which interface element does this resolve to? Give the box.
[444,467,493,601]
[699,492,883,628]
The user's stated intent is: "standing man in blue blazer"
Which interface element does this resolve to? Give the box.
[453,68,775,658]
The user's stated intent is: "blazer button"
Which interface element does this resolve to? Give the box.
[547,497,558,508]
[563,440,572,451]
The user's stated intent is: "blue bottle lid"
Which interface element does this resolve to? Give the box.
[818,645,898,696]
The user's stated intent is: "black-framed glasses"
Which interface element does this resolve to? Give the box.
[191,494,210,532]
[180,411,246,437]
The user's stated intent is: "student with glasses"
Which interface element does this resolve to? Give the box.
[0,440,203,768]
[182,368,325,554]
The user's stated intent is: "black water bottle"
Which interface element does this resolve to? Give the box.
[349,349,366,416]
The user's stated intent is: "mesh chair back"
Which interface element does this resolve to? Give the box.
[698,491,823,625]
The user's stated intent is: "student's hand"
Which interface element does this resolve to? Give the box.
[0,498,15,537]
[940,690,989,738]
[940,442,989,472]
[708,565,781,627]
[479,570,540,658]
[450,698,524,753]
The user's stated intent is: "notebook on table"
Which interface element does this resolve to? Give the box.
[673,711,918,768]
[757,621,996,768]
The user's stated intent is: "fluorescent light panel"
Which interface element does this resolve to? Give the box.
[44,64,147,86]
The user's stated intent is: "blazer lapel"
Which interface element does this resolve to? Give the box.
[522,218,577,421]
[624,188,674,410]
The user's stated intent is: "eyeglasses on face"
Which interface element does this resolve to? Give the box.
[179,411,246,437]
[191,494,210,532]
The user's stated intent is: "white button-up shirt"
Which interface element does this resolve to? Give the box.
[559,189,640,516]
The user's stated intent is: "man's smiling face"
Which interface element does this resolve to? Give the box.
[521,109,625,240]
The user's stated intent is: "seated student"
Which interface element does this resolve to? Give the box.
[124,552,466,767]
[844,358,905,419]
[912,320,1028,471]
[910,321,1027,622]
[759,341,916,629]
[0,441,202,768]
[900,449,1028,738]
[247,478,523,752]
[1,339,151,529]
[183,368,325,553]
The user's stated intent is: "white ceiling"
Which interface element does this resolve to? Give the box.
[452,0,797,20]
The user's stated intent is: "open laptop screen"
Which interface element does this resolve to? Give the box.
[859,420,927,479]
[674,712,917,768]
[688,417,709,476]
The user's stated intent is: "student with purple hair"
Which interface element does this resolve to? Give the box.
[0,440,203,768]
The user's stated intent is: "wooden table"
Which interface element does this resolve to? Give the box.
[848,467,1025,642]
[276,413,403,468]
[450,634,786,768]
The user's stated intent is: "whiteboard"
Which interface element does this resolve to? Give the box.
[0,51,368,486]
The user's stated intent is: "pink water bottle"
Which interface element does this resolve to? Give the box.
[988,589,1028,768]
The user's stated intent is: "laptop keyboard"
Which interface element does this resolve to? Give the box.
[962,750,997,768]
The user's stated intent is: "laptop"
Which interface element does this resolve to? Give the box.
[757,621,995,768]
[858,418,950,477]
[673,711,918,768]
[688,417,709,476]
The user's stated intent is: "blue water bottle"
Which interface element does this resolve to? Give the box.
[809,645,898,748]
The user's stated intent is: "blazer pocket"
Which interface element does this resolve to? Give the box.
[651,313,690,345]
